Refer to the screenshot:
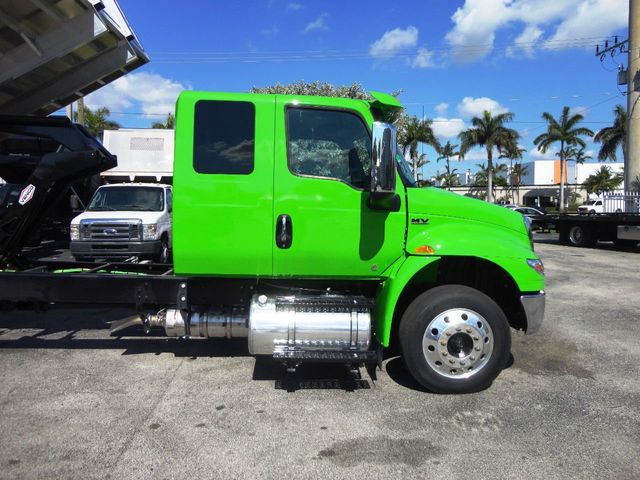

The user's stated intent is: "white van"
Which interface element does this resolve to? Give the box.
[70,183,172,263]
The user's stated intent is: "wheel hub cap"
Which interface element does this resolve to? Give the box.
[422,308,494,379]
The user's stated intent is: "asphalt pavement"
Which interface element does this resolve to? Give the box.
[0,235,639,479]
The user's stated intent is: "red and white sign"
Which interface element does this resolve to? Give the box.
[18,184,36,206]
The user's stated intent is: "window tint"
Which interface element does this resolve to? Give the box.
[193,100,255,174]
[166,189,172,211]
[286,108,371,188]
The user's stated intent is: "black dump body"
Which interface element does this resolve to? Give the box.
[0,115,116,267]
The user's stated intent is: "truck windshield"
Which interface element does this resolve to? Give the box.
[87,187,164,212]
[396,152,417,188]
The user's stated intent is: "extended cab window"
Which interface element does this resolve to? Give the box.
[286,108,371,189]
[193,100,255,174]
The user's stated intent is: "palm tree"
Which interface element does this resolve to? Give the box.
[398,116,436,181]
[74,105,120,139]
[152,112,175,129]
[438,168,460,189]
[583,165,623,195]
[511,163,529,204]
[594,104,626,162]
[499,144,525,202]
[533,106,594,212]
[435,141,459,191]
[472,162,508,200]
[459,111,519,203]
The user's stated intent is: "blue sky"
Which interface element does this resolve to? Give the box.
[89,0,630,178]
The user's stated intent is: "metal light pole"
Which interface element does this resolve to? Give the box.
[627,0,640,191]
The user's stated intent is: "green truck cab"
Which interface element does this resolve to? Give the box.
[168,90,545,393]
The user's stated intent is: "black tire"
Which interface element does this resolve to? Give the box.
[568,224,595,247]
[399,285,511,394]
[155,236,170,264]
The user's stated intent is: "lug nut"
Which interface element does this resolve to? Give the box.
[442,352,448,357]
[466,327,472,333]
[460,361,466,366]
[475,346,481,351]
[445,332,451,337]
[470,356,475,361]
[473,336,479,341]
[449,359,455,364]
[440,340,446,346]
[456,327,462,332]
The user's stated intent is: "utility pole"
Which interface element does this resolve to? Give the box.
[627,0,640,191]
[76,96,85,126]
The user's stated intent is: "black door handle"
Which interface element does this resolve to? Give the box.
[276,214,292,249]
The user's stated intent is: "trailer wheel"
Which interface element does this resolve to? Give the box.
[568,224,595,247]
[399,285,511,394]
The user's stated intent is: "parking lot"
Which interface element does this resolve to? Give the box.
[0,236,639,480]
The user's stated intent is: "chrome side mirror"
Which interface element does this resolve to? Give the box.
[371,122,397,194]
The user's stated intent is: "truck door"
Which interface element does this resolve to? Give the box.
[172,93,275,276]
[272,97,405,278]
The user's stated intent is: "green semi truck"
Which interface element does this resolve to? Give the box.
[0,91,545,393]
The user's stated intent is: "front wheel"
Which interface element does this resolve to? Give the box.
[155,237,170,264]
[399,285,511,394]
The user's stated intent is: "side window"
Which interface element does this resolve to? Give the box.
[193,100,255,174]
[166,189,172,211]
[286,108,371,189]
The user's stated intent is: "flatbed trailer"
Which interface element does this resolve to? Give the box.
[555,213,640,248]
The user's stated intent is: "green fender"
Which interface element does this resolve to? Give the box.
[375,255,440,347]
[374,252,544,347]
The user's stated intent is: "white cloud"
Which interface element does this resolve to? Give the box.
[432,117,466,138]
[411,47,435,68]
[457,96,509,118]
[544,0,627,46]
[287,2,302,11]
[85,72,187,117]
[435,102,449,115]
[570,105,591,117]
[506,25,543,58]
[529,146,557,160]
[370,26,418,58]
[303,13,328,34]
[445,0,626,63]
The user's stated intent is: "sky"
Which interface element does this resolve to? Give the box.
[86,0,630,178]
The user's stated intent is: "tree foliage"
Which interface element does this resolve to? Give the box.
[534,106,593,211]
[74,105,120,138]
[459,111,519,203]
[594,104,626,162]
[152,112,175,129]
[397,116,436,181]
[435,141,460,190]
[582,165,623,195]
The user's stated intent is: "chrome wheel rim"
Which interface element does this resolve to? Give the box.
[422,308,494,379]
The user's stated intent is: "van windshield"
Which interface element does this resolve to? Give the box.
[87,187,164,212]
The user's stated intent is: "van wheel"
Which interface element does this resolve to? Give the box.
[155,237,169,264]
[399,285,511,394]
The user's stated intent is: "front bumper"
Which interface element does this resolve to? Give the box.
[71,240,161,259]
[521,291,546,334]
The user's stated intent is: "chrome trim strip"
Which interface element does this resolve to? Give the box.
[521,291,545,334]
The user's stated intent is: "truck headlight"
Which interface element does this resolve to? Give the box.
[142,224,159,240]
[70,225,80,241]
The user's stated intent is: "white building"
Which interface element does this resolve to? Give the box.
[520,160,623,185]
